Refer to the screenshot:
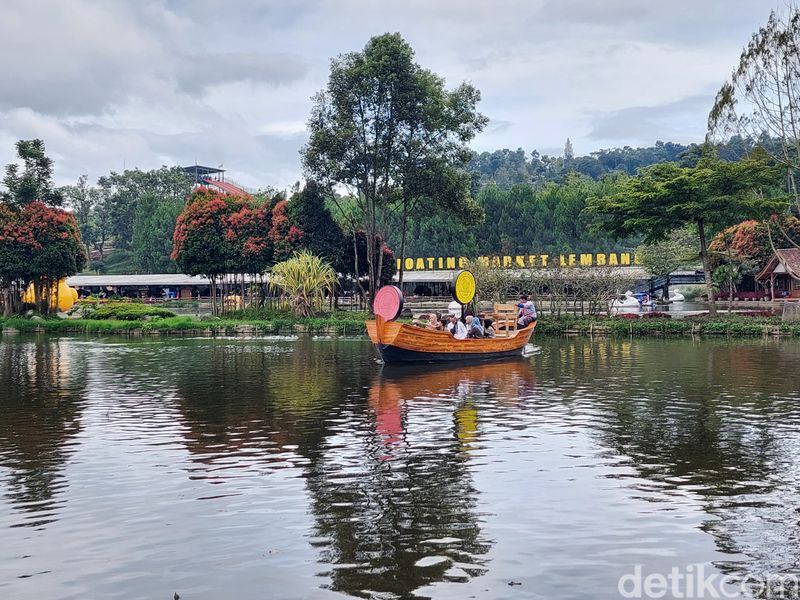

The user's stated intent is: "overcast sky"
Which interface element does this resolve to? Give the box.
[0,0,775,189]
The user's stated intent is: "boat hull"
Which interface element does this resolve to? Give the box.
[366,319,535,364]
[376,344,527,363]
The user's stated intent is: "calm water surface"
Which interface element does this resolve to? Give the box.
[1,334,799,599]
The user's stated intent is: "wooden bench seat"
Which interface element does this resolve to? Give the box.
[491,303,518,335]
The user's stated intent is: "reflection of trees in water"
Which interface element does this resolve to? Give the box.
[306,428,488,599]
[0,338,87,525]
[538,338,800,577]
[168,340,539,597]
[301,362,538,599]
[171,337,371,462]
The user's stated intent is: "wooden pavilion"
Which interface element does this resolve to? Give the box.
[755,248,800,300]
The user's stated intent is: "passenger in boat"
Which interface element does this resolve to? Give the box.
[483,317,496,338]
[412,313,430,328]
[468,313,484,338]
[426,313,443,331]
[446,314,468,340]
[517,294,537,328]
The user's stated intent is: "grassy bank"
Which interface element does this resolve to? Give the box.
[534,315,800,337]
[0,311,371,336]
[2,312,799,338]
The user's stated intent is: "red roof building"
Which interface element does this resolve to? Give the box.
[755,248,800,300]
[181,164,250,197]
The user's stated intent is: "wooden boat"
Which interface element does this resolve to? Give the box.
[366,316,536,363]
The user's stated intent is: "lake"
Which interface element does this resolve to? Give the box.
[1,334,799,599]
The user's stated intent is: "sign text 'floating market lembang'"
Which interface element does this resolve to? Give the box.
[396,252,642,271]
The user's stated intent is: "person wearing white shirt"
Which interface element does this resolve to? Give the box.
[446,315,468,340]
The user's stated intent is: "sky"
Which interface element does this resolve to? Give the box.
[0,0,776,190]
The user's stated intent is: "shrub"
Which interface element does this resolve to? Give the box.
[86,302,176,321]
[616,313,640,319]
[642,311,672,319]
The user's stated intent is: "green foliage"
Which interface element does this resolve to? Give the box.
[636,226,697,279]
[590,155,785,313]
[287,182,346,269]
[86,302,177,320]
[130,192,183,273]
[1,139,63,209]
[590,156,783,243]
[269,251,338,317]
[708,7,800,213]
[304,32,486,298]
[98,166,193,249]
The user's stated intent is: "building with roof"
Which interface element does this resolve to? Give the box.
[755,248,800,300]
[181,164,250,197]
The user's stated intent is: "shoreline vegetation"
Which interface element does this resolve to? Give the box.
[2,311,800,339]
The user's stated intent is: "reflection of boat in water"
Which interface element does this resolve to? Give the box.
[366,318,535,363]
[369,358,536,407]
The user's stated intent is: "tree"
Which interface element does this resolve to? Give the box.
[590,155,784,314]
[709,217,800,270]
[0,203,85,314]
[92,181,113,264]
[287,182,346,271]
[100,166,193,249]
[341,230,396,287]
[25,203,87,312]
[62,175,96,262]
[172,190,236,314]
[130,192,183,273]
[708,7,800,217]
[564,138,574,161]
[303,33,486,304]
[0,140,83,315]
[710,228,760,306]
[636,227,697,299]
[269,199,304,262]
[1,139,63,209]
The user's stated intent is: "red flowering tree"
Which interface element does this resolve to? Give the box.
[0,138,84,315]
[269,200,304,262]
[709,216,800,269]
[172,189,237,313]
[0,202,85,315]
[222,203,273,276]
[172,189,283,313]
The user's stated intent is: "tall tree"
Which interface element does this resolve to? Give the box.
[564,138,574,161]
[590,155,784,314]
[303,33,486,303]
[130,192,183,273]
[708,7,800,221]
[62,175,96,262]
[287,182,346,271]
[1,139,63,208]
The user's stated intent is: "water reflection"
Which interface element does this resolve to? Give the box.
[532,338,800,582]
[307,361,536,598]
[2,335,800,599]
[0,337,87,527]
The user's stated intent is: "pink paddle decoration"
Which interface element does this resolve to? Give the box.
[373,286,404,322]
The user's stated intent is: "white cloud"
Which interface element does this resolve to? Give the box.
[0,0,776,187]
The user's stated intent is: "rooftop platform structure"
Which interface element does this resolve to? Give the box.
[182,164,250,197]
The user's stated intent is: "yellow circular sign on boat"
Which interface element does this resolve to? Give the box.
[453,270,476,305]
